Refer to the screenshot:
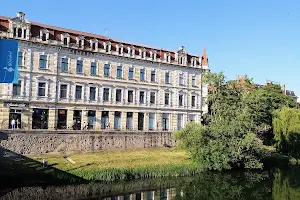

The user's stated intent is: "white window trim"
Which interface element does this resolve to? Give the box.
[88,85,98,101]
[90,61,97,76]
[139,90,146,104]
[40,29,49,41]
[128,66,135,80]
[59,83,70,99]
[76,36,85,48]
[102,87,111,102]
[150,69,156,82]
[61,33,70,46]
[75,84,84,100]
[90,39,98,51]
[149,90,156,104]
[104,41,111,53]
[18,50,25,67]
[11,79,24,97]
[117,44,124,55]
[37,81,48,97]
[115,87,123,102]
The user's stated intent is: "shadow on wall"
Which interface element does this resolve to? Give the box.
[0,132,87,197]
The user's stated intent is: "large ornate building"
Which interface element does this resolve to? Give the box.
[0,12,209,131]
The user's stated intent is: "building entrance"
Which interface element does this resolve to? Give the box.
[32,109,49,129]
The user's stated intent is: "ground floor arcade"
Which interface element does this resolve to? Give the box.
[0,102,201,131]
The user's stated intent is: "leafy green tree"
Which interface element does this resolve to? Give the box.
[273,107,300,157]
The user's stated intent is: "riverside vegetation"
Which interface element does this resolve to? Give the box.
[2,72,299,184]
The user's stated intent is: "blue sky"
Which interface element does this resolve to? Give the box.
[1,0,299,95]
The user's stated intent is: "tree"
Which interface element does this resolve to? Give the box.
[273,107,300,157]
[176,71,296,171]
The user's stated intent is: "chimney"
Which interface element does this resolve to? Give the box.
[16,12,25,21]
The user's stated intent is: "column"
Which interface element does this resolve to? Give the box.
[48,108,56,130]
[22,109,30,130]
[157,113,162,131]
[109,111,114,130]
[171,113,177,131]
[82,110,88,126]
[121,111,127,130]
[95,110,102,130]
[67,109,74,130]
[144,113,149,131]
[133,112,138,130]
[0,103,9,129]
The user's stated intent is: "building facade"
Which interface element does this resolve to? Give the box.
[0,12,209,131]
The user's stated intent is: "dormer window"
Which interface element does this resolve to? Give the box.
[104,41,111,53]
[90,39,98,51]
[40,29,49,41]
[61,33,70,46]
[140,48,146,59]
[117,44,123,55]
[17,28,22,37]
[76,36,84,48]
[165,53,171,63]
[10,12,31,40]
[128,46,135,57]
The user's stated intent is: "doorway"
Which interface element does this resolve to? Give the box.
[57,109,67,129]
[32,109,49,129]
[72,110,82,130]
[9,109,22,129]
[138,113,144,131]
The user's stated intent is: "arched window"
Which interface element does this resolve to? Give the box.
[18,28,22,37]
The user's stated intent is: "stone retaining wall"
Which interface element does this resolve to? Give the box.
[0,131,175,155]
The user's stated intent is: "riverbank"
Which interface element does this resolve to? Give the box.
[30,148,202,182]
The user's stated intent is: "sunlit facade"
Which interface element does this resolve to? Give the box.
[0,12,209,131]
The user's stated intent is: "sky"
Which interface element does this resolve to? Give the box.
[1,0,299,95]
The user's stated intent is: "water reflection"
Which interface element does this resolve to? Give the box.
[2,168,300,200]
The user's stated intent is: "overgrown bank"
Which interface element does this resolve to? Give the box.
[30,148,202,182]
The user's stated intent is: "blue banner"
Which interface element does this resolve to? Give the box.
[0,39,19,84]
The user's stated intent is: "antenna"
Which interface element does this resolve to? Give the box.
[104,28,108,37]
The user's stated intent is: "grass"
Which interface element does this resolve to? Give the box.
[30,148,201,182]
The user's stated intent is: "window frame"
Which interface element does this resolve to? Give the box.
[90,62,97,76]
[116,66,123,78]
[39,54,47,69]
[128,67,134,79]
[61,57,69,72]
[76,60,83,74]
[38,82,47,97]
[60,84,68,99]
[75,85,83,100]
[104,64,110,77]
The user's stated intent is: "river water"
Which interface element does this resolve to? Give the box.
[1,167,300,200]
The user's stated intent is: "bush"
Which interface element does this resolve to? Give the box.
[175,122,264,171]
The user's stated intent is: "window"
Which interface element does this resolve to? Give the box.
[17,28,22,37]
[63,38,68,45]
[165,72,170,84]
[128,67,134,79]
[165,93,169,105]
[18,51,23,66]
[128,90,133,103]
[116,89,122,102]
[61,58,68,72]
[90,62,97,76]
[23,29,26,39]
[149,113,155,130]
[39,55,47,69]
[75,86,82,99]
[151,70,156,82]
[42,33,47,41]
[90,87,96,100]
[150,92,155,104]
[104,64,110,77]
[103,88,109,101]
[13,81,21,96]
[179,94,183,106]
[13,28,16,37]
[192,75,196,86]
[179,73,184,85]
[92,42,96,50]
[140,69,145,81]
[38,83,46,97]
[139,91,145,103]
[60,84,67,98]
[76,60,83,74]
[192,95,196,107]
[117,66,123,78]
